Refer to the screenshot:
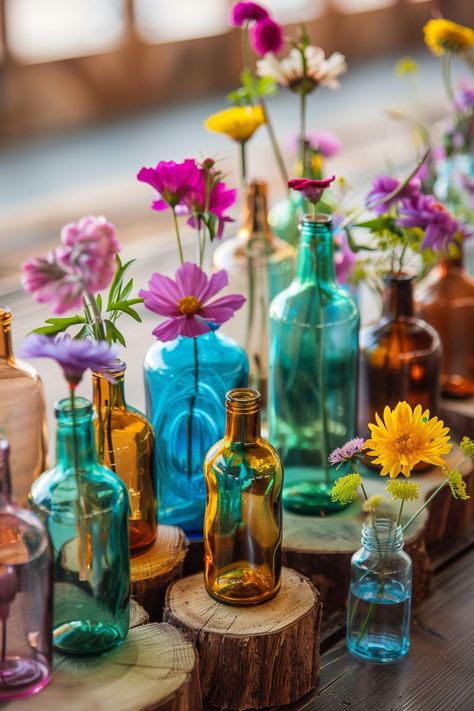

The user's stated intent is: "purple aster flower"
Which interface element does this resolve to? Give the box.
[250,17,284,56]
[139,262,245,341]
[288,175,336,204]
[21,334,118,386]
[366,175,422,216]
[397,193,461,251]
[230,1,268,26]
[329,437,366,465]
[137,159,201,211]
[290,130,341,158]
[456,78,474,111]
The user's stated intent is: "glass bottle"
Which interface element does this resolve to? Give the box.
[213,180,295,409]
[347,520,412,663]
[203,388,282,605]
[29,397,130,656]
[0,439,52,700]
[0,307,48,505]
[416,255,474,398]
[144,330,248,539]
[359,273,442,433]
[92,361,157,556]
[269,214,359,515]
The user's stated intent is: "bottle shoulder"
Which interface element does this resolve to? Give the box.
[144,331,248,372]
[205,437,283,474]
[0,504,49,563]
[94,404,154,437]
[270,279,359,326]
[361,315,441,353]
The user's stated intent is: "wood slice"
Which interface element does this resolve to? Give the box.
[129,599,149,628]
[163,567,322,711]
[7,623,201,711]
[131,524,187,621]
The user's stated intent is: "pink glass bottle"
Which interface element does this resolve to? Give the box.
[0,439,53,700]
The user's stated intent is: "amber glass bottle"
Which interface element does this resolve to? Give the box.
[0,308,47,505]
[359,273,442,433]
[93,361,157,556]
[416,255,474,398]
[204,388,282,605]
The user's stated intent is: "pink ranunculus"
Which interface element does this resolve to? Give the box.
[137,158,202,211]
[230,1,268,26]
[21,252,85,315]
[250,17,284,56]
[139,262,245,341]
[288,175,336,204]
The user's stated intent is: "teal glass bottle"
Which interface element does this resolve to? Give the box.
[29,397,130,656]
[269,214,360,515]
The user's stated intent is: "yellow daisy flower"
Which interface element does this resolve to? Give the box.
[423,18,474,56]
[364,401,452,479]
[205,106,265,143]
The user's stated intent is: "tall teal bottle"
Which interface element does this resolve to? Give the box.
[269,214,359,515]
[29,397,130,656]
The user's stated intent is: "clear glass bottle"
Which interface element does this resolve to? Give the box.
[213,180,295,406]
[347,520,412,663]
[92,361,157,556]
[0,307,48,505]
[29,397,130,656]
[0,439,52,700]
[204,388,282,605]
[144,330,248,539]
[269,214,359,515]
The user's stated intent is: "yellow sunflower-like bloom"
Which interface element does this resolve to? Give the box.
[444,467,470,501]
[423,19,474,56]
[365,401,452,479]
[386,480,420,502]
[205,106,265,143]
[330,473,362,505]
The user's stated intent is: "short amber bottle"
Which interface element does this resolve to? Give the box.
[92,361,157,556]
[203,388,282,605]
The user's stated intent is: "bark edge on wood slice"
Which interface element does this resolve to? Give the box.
[163,566,322,711]
[7,623,202,711]
[131,524,187,621]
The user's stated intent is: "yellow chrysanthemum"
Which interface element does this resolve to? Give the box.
[443,467,470,501]
[362,494,385,512]
[460,436,474,458]
[330,473,362,506]
[386,480,420,502]
[395,57,418,76]
[365,401,452,479]
[423,19,474,56]
[205,106,265,143]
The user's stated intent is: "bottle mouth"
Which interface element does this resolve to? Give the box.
[362,518,404,552]
[299,213,332,227]
[92,358,126,378]
[382,271,416,285]
[226,388,261,414]
[55,396,93,422]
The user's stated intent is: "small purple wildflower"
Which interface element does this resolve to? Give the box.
[230,2,268,26]
[397,193,461,251]
[366,175,422,216]
[329,437,366,465]
[250,16,284,56]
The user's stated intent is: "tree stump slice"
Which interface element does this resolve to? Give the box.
[163,567,322,711]
[131,524,187,621]
[441,396,474,440]
[7,623,201,711]
[129,599,149,628]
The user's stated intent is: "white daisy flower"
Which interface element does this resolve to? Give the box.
[256,46,347,93]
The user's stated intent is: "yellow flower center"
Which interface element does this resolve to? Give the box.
[394,432,417,456]
[178,296,201,316]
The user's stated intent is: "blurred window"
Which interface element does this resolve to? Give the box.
[5,0,126,62]
[264,0,326,22]
[134,0,229,43]
[332,0,397,12]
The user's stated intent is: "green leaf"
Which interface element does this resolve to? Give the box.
[96,293,102,312]
[32,314,86,336]
[108,303,142,322]
[104,319,126,347]
[118,278,133,302]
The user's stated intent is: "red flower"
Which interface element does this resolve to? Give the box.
[288,175,336,204]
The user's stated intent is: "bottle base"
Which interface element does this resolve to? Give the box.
[347,636,410,664]
[283,477,350,515]
[0,658,50,700]
[53,620,126,656]
[205,569,281,606]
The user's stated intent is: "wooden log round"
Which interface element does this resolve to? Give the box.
[8,623,201,711]
[131,524,187,621]
[163,567,322,711]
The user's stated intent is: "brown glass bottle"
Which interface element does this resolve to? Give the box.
[416,255,474,398]
[203,388,282,605]
[359,274,442,434]
[0,308,47,505]
[92,361,157,556]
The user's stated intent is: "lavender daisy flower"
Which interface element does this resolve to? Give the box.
[366,175,421,216]
[397,193,461,251]
[329,437,366,465]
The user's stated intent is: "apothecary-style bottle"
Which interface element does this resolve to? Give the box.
[0,439,52,700]
[0,308,47,505]
[269,214,359,515]
[29,397,130,656]
[213,180,295,407]
[93,361,157,555]
[204,388,282,605]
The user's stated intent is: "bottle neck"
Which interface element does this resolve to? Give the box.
[382,273,415,319]
[225,388,261,444]
[55,397,98,471]
[92,369,126,411]
[0,309,14,361]
[362,519,404,554]
[240,180,273,244]
[0,440,12,505]
[296,215,336,285]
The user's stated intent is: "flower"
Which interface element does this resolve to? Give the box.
[230,2,268,26]
[330,473,362,505]
[22,252,85,315]
[386,480,420,501]
[289,129,341,158]
[423,18,474,56]
[362,494,386,513]
[288,175,335,204]
[139,262,245,341]
[257,46,347,93]
[20,334,118,386]
[329,437,365,465]
[250,17,284,56]
[397,193,461,251]
[205,106,265,143]
[137,159,201,211]
[443,467,470,501]
[366,175,421,216]
[460,436,474,458]
[395,57,418,76]
[185,175,237,240]
[334,231,356,285]
[456,78,474,111]
[365,401,452,479]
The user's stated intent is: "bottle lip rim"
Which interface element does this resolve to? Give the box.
[226,387,261,412]
[382,270,416,284]
[55,396,92,418]
[92,358,127,377]
[299,213,332,226]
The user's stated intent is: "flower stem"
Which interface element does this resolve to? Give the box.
[186,337,199,481]
[259,98,289,189]
[402,480,448,533]
[84,289,106,341]
[172,208,185,265]
[300,92,307,178]
[240,141,247,186]
[69,384,89,582]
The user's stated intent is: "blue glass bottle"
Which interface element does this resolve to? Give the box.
[347,520,412,663]
[144,330,248,539]
[29,397,130,656]
[269,213,359,515]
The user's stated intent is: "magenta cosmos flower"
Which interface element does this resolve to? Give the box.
[230,1,268,26]
[21,334,118,386]
[329,437,366,465]
[137,159,201,211]
[139,262,246,341]
[22,252,85,314]
[397,194,460,251]
[366,175,421,216]
[185,176,237,239]
[251,16,284,56]
[288,175,336,204]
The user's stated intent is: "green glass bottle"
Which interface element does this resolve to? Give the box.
[269,214,359,515]
[29,397,130,656]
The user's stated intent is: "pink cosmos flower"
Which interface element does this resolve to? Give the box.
[139,262,246,341]
[366,175,421,216]
[329,437,366,465]
[137,159,201,211]
[397,193,461,251]
[250,17,284,56]
[288,175,336,204]
[22,252,85,315]
[289,130,341,158]
[230,1,268,26]
[185,175,237,239]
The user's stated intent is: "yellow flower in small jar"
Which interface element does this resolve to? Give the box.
[423,18,474,57]
[205,106,265,143]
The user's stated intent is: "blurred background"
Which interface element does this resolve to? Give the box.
[0,0,473,410]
